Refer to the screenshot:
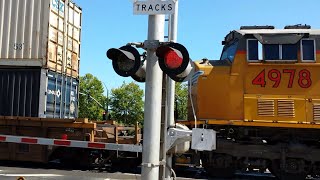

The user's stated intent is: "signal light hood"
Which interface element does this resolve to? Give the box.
[106,45,141,77]
[131,60,146,82]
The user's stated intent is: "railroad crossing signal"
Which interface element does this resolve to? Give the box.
[106,42,193,82]
[106,45,146,82]
[156,42,193,82]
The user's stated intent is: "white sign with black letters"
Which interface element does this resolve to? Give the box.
[133,0,175,15]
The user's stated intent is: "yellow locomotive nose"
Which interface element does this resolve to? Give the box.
[185,25,320,180]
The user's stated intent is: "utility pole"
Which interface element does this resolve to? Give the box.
[141,14,165,180]
[102,82,109,116]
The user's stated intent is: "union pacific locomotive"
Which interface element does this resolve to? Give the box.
[185,25,320,180]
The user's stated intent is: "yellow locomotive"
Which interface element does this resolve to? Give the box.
[186,25,320,180]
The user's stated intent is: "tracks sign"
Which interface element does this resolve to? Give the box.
[133,0,176,15]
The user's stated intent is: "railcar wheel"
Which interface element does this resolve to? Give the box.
[270,159,310,180]
[202,153,235,178]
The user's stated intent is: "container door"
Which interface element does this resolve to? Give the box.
[62,75,78,118]
[45,71,78,119]
[46,71,62,118]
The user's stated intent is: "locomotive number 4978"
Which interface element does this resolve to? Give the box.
[252,69,312,88]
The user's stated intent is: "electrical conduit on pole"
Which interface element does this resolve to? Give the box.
[141,14,165,180]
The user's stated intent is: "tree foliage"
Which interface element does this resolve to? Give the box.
[79,73,106,120]
[109,82,144,125]
[175,82,188,120]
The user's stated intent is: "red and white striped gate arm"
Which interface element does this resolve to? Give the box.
[0,134,142,153]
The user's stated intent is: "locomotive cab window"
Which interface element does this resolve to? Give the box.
[247,39,298,62]
[282,44,298,60]
[301,39,316,61]
[220,41,239,62]
[264,44,280,60]
[264,44,297,61]
[247,39,262,61]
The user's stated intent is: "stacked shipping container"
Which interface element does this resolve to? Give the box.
[0,0,82,119]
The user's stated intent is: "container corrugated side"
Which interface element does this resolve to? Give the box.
[0,0,82,78]
[0,68,41,117]
[0,0,50,64]
[0,68,79,119]
[47,0,82,78]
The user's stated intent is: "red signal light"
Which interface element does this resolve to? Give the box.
[156,42,194,82]
[164,49,183,69]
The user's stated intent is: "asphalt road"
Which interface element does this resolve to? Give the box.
[1,161,313,180]
[0,165,279,180]
[0,165,136,180]
[1,161,320,180]
[0,164,207,180]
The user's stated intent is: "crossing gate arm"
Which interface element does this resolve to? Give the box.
[0,134,142,153]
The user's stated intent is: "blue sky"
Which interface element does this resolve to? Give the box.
[73,0,320,94]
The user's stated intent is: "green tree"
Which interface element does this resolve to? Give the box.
[79,73,106,120]
[109,82,144,125]
[175,82,188,120]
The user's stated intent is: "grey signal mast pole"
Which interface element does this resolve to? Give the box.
[165,0,178,179]
[141,14,165,180]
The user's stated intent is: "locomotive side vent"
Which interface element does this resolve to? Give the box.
[257,99,275,117]
[313,104,320,121]
[277,100,295,117]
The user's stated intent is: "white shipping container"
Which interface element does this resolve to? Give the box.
[0,0,82,78]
